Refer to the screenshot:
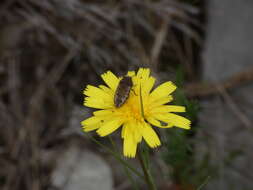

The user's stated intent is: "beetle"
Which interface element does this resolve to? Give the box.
[114,76,133,108]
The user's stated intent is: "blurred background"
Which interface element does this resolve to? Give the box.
[1,0,253,190]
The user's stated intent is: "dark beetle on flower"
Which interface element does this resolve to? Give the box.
[114,76,133,108]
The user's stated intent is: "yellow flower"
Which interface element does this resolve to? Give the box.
[81,68,191,158]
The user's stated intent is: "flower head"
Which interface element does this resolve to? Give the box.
[81,68,191,158]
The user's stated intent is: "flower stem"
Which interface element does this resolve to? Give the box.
[86,134,143,179]
[137,149,157,190]
[109,137,139,190]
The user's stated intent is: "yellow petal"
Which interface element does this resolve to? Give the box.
[146,117,162,127]
[99,85,114,96]
[150,81,176,99]
[96,119,123,137]
[121,125,126,138]
[133,122,143,143]
[123,134,137,158]
[136,68,144,79]
[142,123,161,148]
[137,68,150,80]
[127,71,135,77]
[101,71,120,91]
[143,76,155,94]
[149,95,173,107]
[141,68,150,80]
[150,105,186,114]
[83,85,113,107]
[82,116,103,132]
[121,122,133,139]
[81,116,101,126]
[155,113,191,129]
[84,97,113,109]
[146,117,174,128]
[82,124,100,132]
[165,105,186,112]
[83,85,104,96]
[93,109,114,117]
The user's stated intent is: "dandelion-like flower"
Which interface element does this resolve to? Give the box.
[81,68,191,158]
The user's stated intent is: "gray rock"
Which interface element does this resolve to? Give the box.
[63,105,90,136]
[203,0,253,81]
[199,0,253,189]
[52,146,114,190]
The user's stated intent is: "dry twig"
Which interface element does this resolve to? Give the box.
[184,67,253,98]
[216,84,252,130]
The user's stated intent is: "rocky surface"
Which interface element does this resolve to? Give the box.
[199,0,253,189]
[52,146,114,190]
[203,0,253,81]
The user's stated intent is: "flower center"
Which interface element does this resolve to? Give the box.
[117,93,144,122]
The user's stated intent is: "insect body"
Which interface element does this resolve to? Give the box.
[114,76,133,108]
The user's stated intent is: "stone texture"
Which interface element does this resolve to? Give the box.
[62,105,89,136]
[203,0,253,81]
[52,146,114,190]
[199,0,253,189]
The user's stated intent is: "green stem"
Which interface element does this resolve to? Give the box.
[137,149,157,190]
[122,163,139,190]
[197,176,211,190]
[86,134,144,179]
[138,72,156,190]
[108,137,139,190]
